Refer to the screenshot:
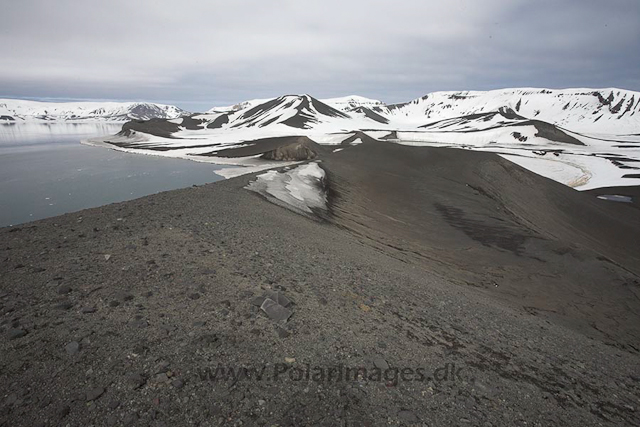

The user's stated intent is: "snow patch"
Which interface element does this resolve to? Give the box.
[245,162,327,216]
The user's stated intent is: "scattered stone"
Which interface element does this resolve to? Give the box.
[115,291,134,302]
[266,291,292,307]
[57,285,72,295]
[130,318,148,328]
[397,410,419,423]
[171,378,184,388]
[155,361,170,374]
[123,412,138,426]
[275,326,290,338]
[86,387,105,402]
[250,296,265,307]
[260,298,292,322]
[108,400,121,410]
[285,357,296,364]
[319,297,328,306]
[8,328,27,340]
[56,404,70,419]
[54,300,74,310]
[373,357,389,370]
[155,373,169,383]
[65,341,80,355]
[258,399,266,406]
[106,414,118,426]
[189,293,201,300]
[104,254,111,261]
[127,373,146,390]
[81,306,96,314]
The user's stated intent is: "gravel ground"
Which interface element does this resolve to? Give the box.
[1,144,639,426]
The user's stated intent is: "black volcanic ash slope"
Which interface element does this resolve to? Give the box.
[321,141,640,350]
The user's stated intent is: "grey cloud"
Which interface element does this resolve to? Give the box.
[0,0,638,111]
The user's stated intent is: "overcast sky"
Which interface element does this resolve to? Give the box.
[1,0,639,111]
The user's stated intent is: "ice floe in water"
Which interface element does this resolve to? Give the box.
[245,161,327,217]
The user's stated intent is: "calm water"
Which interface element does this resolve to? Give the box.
[0,123,224,227]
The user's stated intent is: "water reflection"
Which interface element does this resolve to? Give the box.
[0,123,223,227]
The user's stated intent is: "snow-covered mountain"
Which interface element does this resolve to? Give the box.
[321,95,386,111]
[0,99,187,122]
[86,88,640,190]
[384,88,640,134]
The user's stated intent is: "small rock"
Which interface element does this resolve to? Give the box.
[260,298,292,322]
[397,410,419,423]
[275,326,290,338]
[189,293,201,300]
[57,285,72,295]
[285,357,296,364]
[81,306,96,314]
[56,404,70,419]
[86,387,105,401]
[115,291,134,302]
[171,378,184,388]
[130,318,148,328]
[65,341,80,355]
[250,296,266,307]
[155,373,169,383]
[55,300,74,310]
[108,400,120,409]
[127,373,146,390]
[109,300,120,307]
[106,414,118,426]
[266,291,292,307]
[258,399,266,406]
[104,254,111,261]
[123,412,138,426]
[155,361,170,374]
[8,328,27,340]
[373,357,389,370]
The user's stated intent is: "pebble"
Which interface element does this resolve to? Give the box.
[171,378,185,388]
[86,387,105,401]
[275,326,290,338]
[56,404,70,419]
[106,414,118,426]
[57,285,72,295]
[266,291,292,307]
[189,293,201,300]
[123,412,138,425]
[65,341,80,355]
[55,300,74,310]
[127,373,146,389]
[8,328,27,340]
[260,298,292,322]
[155,373,169,383]
[373,357,389,370]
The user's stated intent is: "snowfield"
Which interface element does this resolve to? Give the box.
[0,99,187,122]
[9,88,639,191]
